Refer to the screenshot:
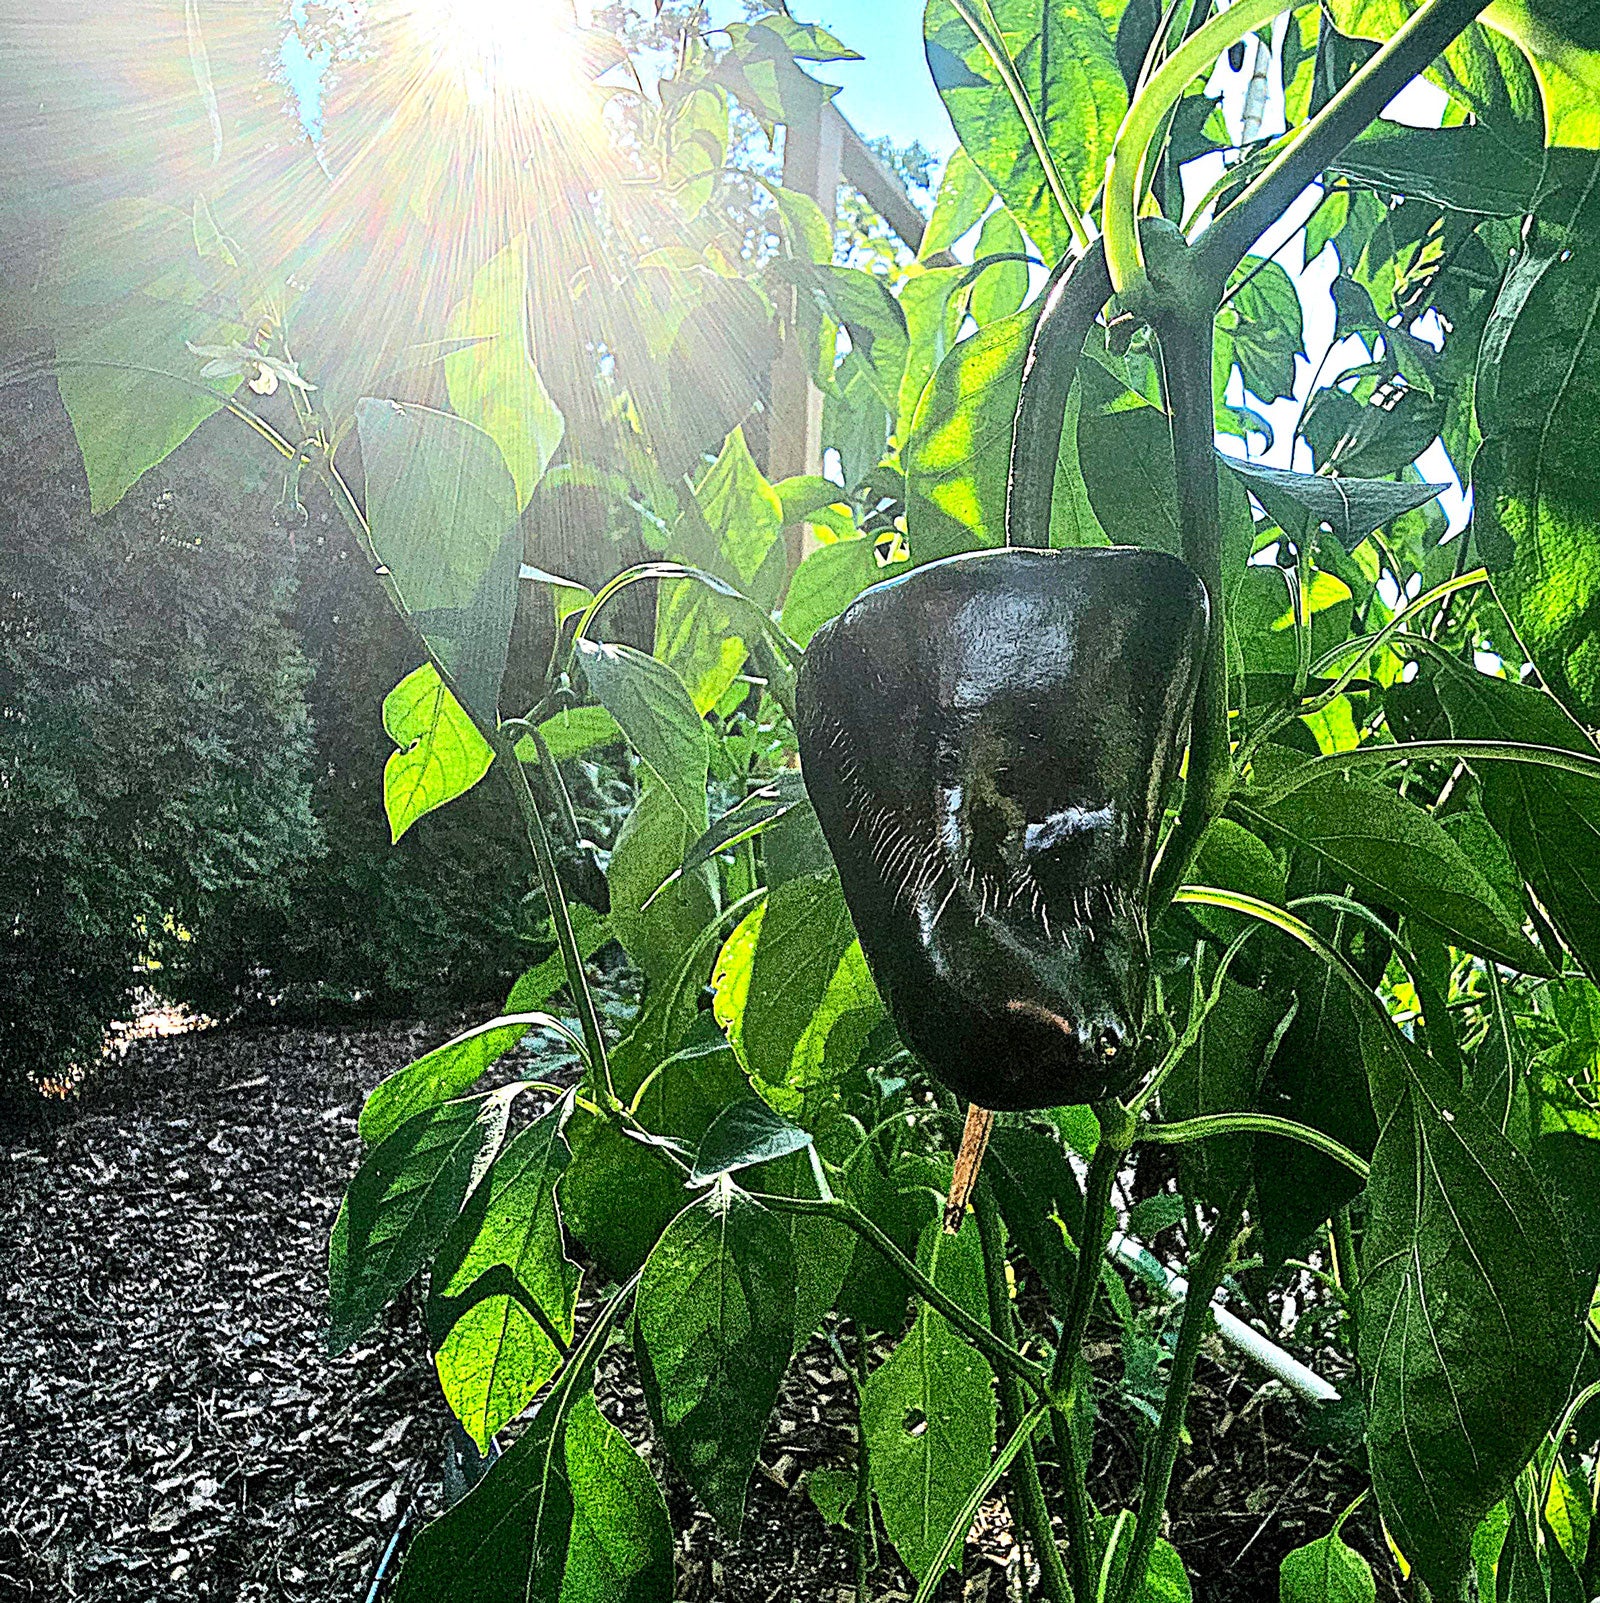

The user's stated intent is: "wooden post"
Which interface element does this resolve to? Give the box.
[768,96,842,569]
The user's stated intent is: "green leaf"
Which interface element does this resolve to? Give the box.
[382,663,495,843]
[608,784,718,986]
[1089,1517,1193,1602]
[356,398,522,723]
[905,304,1034,561]
[897,264,972,437]
[1430,654,1600,982]
[522,705,623,763]
[392,1283,632,1603]
[924,0,1124,263]
[750,1142,855,1350]
[1219,257,1304,405]
[328,1089,514,1355]
[984,1119,1086,1308]
[635,1178,796,1531]
[1188,818,1287,945]
[1279,1526,1375,1602]
[921,145,992,261]
[430,1098,581,1451]
[361,1011,562,1148]
[445,234,565,511]
[970,209,1028,326]
[560,1110,687,1283]
[735,13,861,61]
[660,428,785,713]
[804,1466,859,1528]
[837,1137,941,1334]
[1245,774,1550,973]
[1161,972,1288,1210]
[1221,456,1447,554]
[1253,954,1378,1267]
[504,906,612,1013]
[1359,1050,1583,1600]
[576,641,708,830]
[49,198,243,513]
[677,774,812,882]
[741,871,858,1084]
[862,1214,997,1584]
[781,536,886,646]
[1331,121,1546,215]
[559,1394,673,1603]
[1472,177,1600,723]
[691,1098,812,1185]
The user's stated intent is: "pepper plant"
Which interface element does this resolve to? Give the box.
[17,0,1600,1597]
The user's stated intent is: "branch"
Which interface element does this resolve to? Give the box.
[1195,0,1493,292]
[754,1194,1051,1399]
[1148,303,1231,917]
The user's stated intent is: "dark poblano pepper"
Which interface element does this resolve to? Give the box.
[797,547,1208,1111]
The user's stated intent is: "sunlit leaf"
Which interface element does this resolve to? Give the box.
[382,663,494,844]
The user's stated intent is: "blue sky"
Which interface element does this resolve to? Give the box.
[791,0,954,153]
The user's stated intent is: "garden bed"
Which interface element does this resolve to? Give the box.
[1,1015,1398,1601]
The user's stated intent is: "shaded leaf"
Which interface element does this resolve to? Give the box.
[1246,773,1550,973]
[862,1214,996,1583]
[357,398,522,722]
[691,1098,813,1185]
[328,1090,514,1354]
[1359,1045,1582,1600]
[575,640,708,830]
[1221,456,1447,554]
[635,1179,796,1531]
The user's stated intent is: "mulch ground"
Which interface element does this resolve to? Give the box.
[0,1013,1402,1602]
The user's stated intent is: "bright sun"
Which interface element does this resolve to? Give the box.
[415,0,591,108]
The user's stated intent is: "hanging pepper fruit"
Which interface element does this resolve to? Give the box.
[796,547,1208,1111]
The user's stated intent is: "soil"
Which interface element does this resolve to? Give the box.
[0,1013,1405,1603]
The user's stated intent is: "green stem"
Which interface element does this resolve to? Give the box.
[1195,0,1493,291]
[494,732,614,1103]
[1113,1188,1247,1603]
[1331,1205,1360,1354]
[1148,308,1231,919]
[1049,1104,1130,1602]
[1101,0,1283,296]
[1260,737,1600,797]
[1141,1112,1370,1182]
[975,1180,1071,1603]
[947,0,1090,251]
[759,1195,1051,1400]
[1005,239,1112,548]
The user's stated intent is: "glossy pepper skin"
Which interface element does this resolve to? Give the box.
[796,547,1208,1111]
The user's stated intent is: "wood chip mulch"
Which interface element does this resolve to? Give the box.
[1,1012,1401,1602]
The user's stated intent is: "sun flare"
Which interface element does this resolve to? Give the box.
[408,0,592,110]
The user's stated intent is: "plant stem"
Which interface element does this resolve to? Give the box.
[975,1180,1072,1603]
[1049,1104,1130,1602]
[494,731,614,1103]
[762,1195,1051,1399]
[1005,238,1112,549]
[1113,1188,1247,1603]
[1149,308,1231,918]
[1331,1205,1360,1353]
[1195,0,1493,292]
[1101,0,1283,296]
[1141,1112,1370,1181]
